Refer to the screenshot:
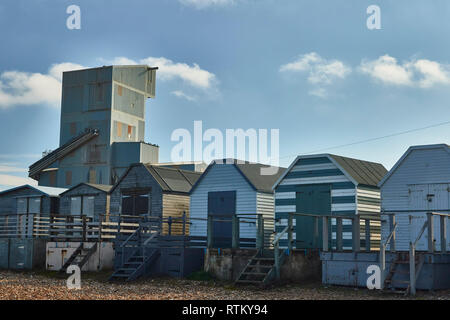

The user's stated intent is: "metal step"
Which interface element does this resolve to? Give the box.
[235,280,264,285]
[242,272,268,276]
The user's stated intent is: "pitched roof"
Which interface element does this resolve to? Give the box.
[273,154,388,189]
[110,163,201,194]
[190,159,286,194]
[329,154,388,187]
[60,183,112,196]
[378,144,450,187]
[0,184,67,197]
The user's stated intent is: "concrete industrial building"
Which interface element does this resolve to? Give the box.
[28,65,159,188]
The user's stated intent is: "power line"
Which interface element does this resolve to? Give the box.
[277,120,450,160]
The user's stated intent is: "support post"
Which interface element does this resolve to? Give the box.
[232,215,240,249]
[353,215,360,252]
[274,242,280,280]
[409,242,416,296]
[441,215,447,253]
[257,215,264,251]
[167,216,172,236]
[207,215,213,249]
[380,243,386,289]
[182,211,186,236]
[313,216,319,249]
[365,219,371,252]
[427,212,434,253]
[288,213,293,253]
[389,215,396,252]
[322,216,329,252]
[82,215,87,242]
[336,217,343,252]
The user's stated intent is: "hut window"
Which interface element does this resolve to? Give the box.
[70,197,82,215]
[82,196,95,218]
[28,197,41,214]
[17,198,27,214]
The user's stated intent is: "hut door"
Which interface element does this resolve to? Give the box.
[295,184,331,249]
[208,191,236,248]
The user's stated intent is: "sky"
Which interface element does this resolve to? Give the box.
[1,0,450,190]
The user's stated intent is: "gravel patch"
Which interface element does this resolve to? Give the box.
[0,271,448,300]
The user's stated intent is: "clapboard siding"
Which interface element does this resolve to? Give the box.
[190,164,269,241]
[380,146,450,251]
[162,193,190,235]
[257,192,275,247]
[59,184,109,220]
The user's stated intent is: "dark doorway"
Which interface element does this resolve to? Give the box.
[295,184,331,249]
[208,191,236,248]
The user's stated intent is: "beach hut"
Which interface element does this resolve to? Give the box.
[109,163,202,234]
[189,159,286,248]
[0,184,66,269]
[272,154,387,250]
[379,144,450,252]
[59,183,112,221]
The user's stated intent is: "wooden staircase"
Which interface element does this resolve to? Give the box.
[383,252,425,295]
[235,249,286,287]
[59,242,98,273]
[109,248,160,281]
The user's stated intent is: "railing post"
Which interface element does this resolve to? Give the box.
[353,215,360,252]
[232,215,240,249]
[440,215,447,253]
[365,219,371,252]
[207,215,213,249]
[380,243,386,289]
[336,217,343,252]
[168,216,172,236]
[322,216,329,252]
[409,242,416,296]
[427,212,434,253]
[389,215,396,252]
[257,215,264,251]
[288,213,293,253]
[274,242,280,280]
[182,211,186,236]
[82,215,87,242]
[313,216,319,249]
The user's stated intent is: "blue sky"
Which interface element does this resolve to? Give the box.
[1,0,450,190]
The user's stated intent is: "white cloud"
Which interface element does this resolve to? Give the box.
[359,55,450,88]
[109,56,216,90]
[0,63,85,108]
[171,90,196,101]
[179,0,236,9]
[0,55,216,109]
[0,164,27,173]
[280,52,351,85]
[0,174,37,187]
[280,52,351,98]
